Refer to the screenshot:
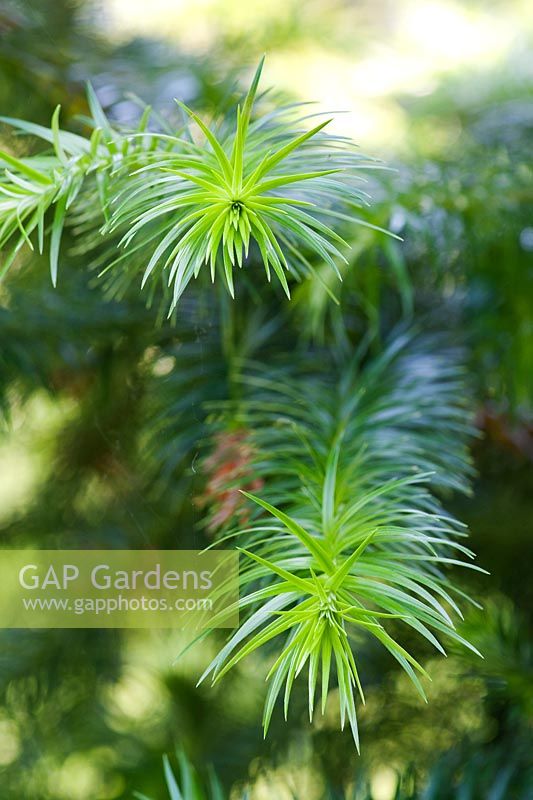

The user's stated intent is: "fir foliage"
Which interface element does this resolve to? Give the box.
[0,58,385,312]
[199,333,482,748]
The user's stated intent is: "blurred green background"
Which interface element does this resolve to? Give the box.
[0,0,532,798]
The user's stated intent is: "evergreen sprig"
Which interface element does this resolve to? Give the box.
[0,85,158,284]
[106,56,383,308]
[199,333,483,749]
[0,59,385,311]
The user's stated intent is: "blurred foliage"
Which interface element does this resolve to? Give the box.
[295,62,533,413]
[0,0,531,799]
[142,598,532,799]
